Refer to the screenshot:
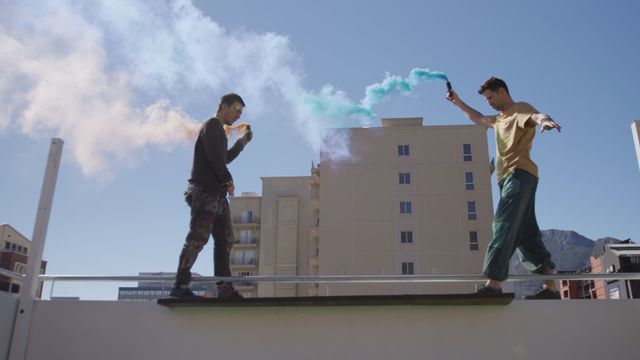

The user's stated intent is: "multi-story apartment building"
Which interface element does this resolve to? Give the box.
[559,269,597,299]
[560,240,640,300]
[0,224,47,296]
[229,117,493,297]
[316,118,493,295]
[592,241,640,299]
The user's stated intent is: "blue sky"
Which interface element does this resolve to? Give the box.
[1,0,639,300]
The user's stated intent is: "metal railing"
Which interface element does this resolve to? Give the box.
[3,267,640,285]
[232,216,260,224]
[22,272,640,283]
[0,267,25,281]
[233,237,258,245]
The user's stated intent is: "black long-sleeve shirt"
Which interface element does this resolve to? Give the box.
[188,117,245,194]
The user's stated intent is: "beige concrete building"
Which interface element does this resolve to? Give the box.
[256,177,314,297]
[228,192,262,297]
[317,118,493,295]
[230,117,493,296]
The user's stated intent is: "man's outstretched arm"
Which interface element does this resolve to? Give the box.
[446,90,494,129]
[531,113,562,133]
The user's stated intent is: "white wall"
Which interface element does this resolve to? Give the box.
[0,292,18,360]
[20,299,640,360]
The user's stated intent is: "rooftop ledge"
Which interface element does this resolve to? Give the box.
[157,293,514,307]
[1,292,638,360]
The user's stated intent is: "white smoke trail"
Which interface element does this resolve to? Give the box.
[0,0,314,176]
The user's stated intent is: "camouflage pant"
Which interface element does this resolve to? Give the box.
[174,184,234,288]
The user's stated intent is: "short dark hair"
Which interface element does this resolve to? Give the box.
[218,93,245,112]
[478,77,509,95]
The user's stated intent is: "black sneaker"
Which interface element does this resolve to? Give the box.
[169,287,203,299]
[474,286,503,296]
[523,288,561,300]
[217,284,244,300]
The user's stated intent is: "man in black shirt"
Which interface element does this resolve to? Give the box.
[170,93,252,299]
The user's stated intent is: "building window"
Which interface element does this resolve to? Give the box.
[402,262,415,275]
[398,144,410,156]
[465,171,475,190]
[469,231,479,250]
[14,262,27,275]
[239,230,252,244]
[399,172,411,184]
[234,250,256,265]
[467,201,477,220]
[400,201,412,214]
[4,241,10,250]
[241,210,253,223]
[401,231,413,244]
[463,144,472,161]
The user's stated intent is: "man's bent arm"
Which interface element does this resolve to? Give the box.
[226,141,245,164]
[447,90,494,128]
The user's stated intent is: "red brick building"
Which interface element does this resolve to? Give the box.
[560,240,639,300]
[0,224,47,296]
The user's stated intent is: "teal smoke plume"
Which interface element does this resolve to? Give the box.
[302,67,448,123]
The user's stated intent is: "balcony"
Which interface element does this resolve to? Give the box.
[310,189,320,210]
[235,282,258,291]
[309,224,319,238]
[232,216,261,227]
[311,163,320,183]
[233,237,258,248]
[309,254,319,267]
[230,258,257,268]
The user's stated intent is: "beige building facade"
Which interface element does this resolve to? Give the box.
[228,192,262,297]
[317,118,493,295]
[230,117,493,297]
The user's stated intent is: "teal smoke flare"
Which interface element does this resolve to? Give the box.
[303,67,448,124]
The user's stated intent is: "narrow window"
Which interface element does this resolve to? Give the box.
[467,201,477,220]
[465,171,475,190]
[463,144,472,161]
[401,231,414,243]
[400,201,412,214]
[402,262,415,275]
[399,172,411,184]
[469,231,479,250]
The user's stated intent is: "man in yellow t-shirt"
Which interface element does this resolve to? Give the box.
[447,76,562,299]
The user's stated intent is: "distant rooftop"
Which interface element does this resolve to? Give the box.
[380,117,423,127]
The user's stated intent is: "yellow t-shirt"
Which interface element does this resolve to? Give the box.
[488,102,539,181]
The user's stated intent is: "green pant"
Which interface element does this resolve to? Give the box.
[483,169,555,282]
